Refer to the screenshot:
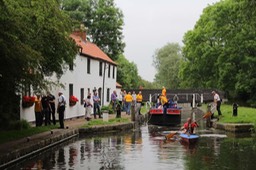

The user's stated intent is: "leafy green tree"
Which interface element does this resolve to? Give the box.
[116,55,142,89]
[181,0,256,105]
[0,0,77,123]
[152,43,182,89]
[62,0,125,61]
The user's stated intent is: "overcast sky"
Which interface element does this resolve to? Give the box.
[115,0,220,82]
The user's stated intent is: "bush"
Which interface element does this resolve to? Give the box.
[101,105,114,114]
[8,119,31,130]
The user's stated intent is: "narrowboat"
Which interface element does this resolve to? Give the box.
[147,106,182,126]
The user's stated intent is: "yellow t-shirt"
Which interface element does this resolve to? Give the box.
[136,94,143,102]
[125,94,133,102]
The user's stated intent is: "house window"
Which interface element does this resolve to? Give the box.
[112,66,115,79]
[69,62,73,71]
[108,64,111,78]
[107,88,110,102]
[69,84,73,97]
[99,62,103,76]
[80,88,84,105]
[87,58,90,74]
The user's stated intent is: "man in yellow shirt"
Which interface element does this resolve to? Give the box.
[124,92,133,115]
[136,91,143,115]
[162,86,166,97]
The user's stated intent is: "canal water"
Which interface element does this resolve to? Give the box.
[7,110,256,170]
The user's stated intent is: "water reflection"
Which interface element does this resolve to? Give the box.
[7,114,256,170]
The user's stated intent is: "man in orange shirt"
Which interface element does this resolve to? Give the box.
[34,94,42,127]
[124,92,133,115]
[162,86,166,97]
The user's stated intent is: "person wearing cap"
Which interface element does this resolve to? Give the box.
[58,92,66,129]
[212,91,222,116]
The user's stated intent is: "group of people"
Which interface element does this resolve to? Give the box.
[156,86,179,110]
[84,91,102,121]
[110,90,143,116]
[34,92,66,129]
[83,90,143,120]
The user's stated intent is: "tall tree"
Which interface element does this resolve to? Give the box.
[62,0,125,61]
[152,43,182,89]
[116,55,141,89]
[0,0,77,123]
[181,0,256,105]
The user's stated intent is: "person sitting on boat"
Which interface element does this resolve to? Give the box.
[181,118,199,134]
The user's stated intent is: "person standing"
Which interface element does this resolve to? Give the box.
[41,94,51,126]
[111,90,117,111]
[212,91,222,116]
[34,94,43,127]
[57,92,66,129]
[47,92,56,125]
[162,86,166,97]
[84,94,92,121]
[93,92,102,119]
[136,91,143,115]
[173,94,179,104]
[124,92,133,115]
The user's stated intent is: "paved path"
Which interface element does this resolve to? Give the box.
[0,112,131,167]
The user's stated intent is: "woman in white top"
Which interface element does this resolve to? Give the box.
[84,95,93,121]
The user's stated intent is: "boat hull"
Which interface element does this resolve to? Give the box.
[180,133,199,144]
[147,108,181,126]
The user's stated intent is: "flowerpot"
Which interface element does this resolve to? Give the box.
[69,101,77,106]
[22,101,34,108]
[102,111,109,122]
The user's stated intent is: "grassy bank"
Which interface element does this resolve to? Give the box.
[81,117,130,128]
[0,125,57,144]
[201,104,256,124]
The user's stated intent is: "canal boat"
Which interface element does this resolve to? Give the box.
[179,133,199,144]
[147,107,182,126]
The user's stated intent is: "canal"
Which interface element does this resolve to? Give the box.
[6,110,256,170]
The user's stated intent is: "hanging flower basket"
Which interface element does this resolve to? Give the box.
[69,95,78,106]
[22,96,36,108]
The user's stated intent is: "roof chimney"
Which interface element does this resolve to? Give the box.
[73,24,87,42]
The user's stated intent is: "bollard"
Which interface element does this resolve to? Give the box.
[233,103,238,116]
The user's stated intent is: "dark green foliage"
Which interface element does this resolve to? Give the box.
[0,0,77,125]
[62,0,125,61]
[180,0,256,105]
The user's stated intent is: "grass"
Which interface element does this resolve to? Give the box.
[0,125,57,145]
[81,117,130,128]
[201,104,256,124]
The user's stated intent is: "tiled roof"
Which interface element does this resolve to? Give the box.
[70,34,116,65]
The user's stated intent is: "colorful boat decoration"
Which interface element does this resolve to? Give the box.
[179,133,199,144]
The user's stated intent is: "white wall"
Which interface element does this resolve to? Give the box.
[20,54,117,122]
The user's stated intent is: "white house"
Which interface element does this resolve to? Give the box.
[20,31,118,122]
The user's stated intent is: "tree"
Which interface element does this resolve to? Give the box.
[152,43,182,89]
[116,55,142,89]
[0,0,77,124]
[180,0,256,105]
[61,0,125,61]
